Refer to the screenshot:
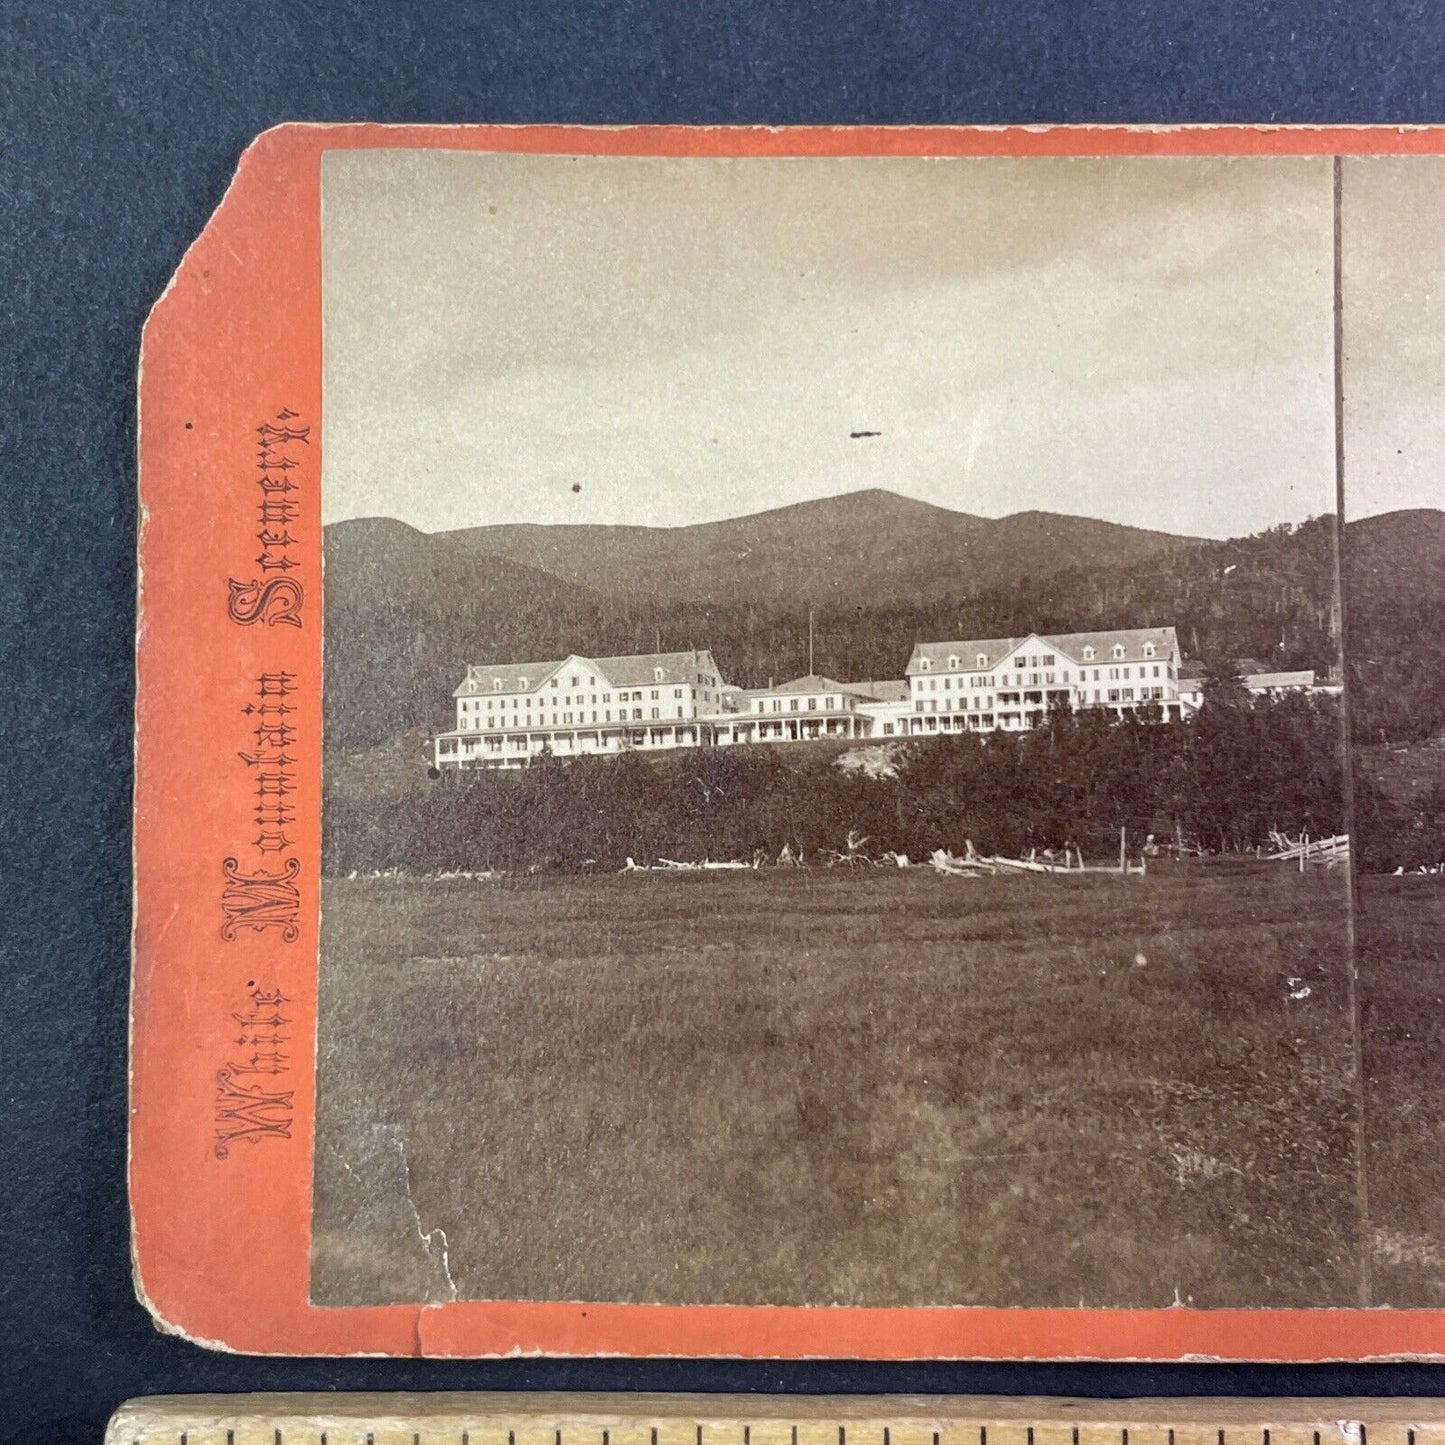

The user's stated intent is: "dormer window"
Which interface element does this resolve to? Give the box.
[1083,647,1095,661]
[493,679,502,691]
[1143,643,1156,658]
[948,655,959,670]
[1113,645,1125,659]
[654,666,664,682]
[519,677,528,689]
[976,653,988,667]
[920,658,931,672]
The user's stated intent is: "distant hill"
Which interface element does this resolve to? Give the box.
[440,488,1199,609]
[324,518,610,755]
[321,496,1445,752]
[1344,508,1445,743]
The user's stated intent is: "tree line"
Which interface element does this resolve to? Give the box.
[323,691,1350,876]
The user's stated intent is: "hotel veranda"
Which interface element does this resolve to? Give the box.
[432,626,1323,770]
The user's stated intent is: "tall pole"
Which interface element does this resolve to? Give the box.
[808,607,815,676]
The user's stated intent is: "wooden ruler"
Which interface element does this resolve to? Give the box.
[105,1396,1445,1445]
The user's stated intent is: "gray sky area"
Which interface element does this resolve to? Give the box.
[1343,155,1445,521]
[323,150,1345,538]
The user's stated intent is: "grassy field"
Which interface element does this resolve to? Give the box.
[1359,874,1445,1304]
[311,861,1364,1309]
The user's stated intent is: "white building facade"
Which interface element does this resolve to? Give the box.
[902,627,1184,735]
[430,627,1332,770]
[1175,659,1338,714]
[434,650,726,770]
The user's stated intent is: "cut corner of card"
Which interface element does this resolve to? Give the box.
[130,122,1445,1359]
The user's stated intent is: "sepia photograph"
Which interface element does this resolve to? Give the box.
[309,149,1404,1311]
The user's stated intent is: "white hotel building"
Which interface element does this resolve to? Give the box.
[435,650,726,771]
[431,626,1318,770]
[901,626,1184,735]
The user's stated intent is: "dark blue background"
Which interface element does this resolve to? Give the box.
[6,2,1445,1441]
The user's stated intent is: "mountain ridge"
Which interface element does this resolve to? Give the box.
[333,488,1209,611]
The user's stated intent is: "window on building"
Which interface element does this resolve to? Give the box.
[920,658,931,670]
[1083,647,1095,661]
[654,667,664,681]
[948,655,959,669]
[1113,645,1125,659]
[1143,644,1155,657]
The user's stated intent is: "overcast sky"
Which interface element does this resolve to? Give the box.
[1342,155,1445,521]
[322,150,1346,538]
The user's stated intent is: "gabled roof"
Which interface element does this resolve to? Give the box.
[908,626,1179,675]
[909,636,1024,673]
[765,673,849,695]
[590,649,718,688]
[455,659,565,697]
[456,649,718,697]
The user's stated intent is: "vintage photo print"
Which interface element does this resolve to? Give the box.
[129,126,1445,1358]
[311,150,1363,1310]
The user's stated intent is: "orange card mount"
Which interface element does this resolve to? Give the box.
[133,123,1445,1358]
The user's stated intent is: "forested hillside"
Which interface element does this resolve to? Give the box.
[323,694,1347,876]
[323,494,1444,752]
